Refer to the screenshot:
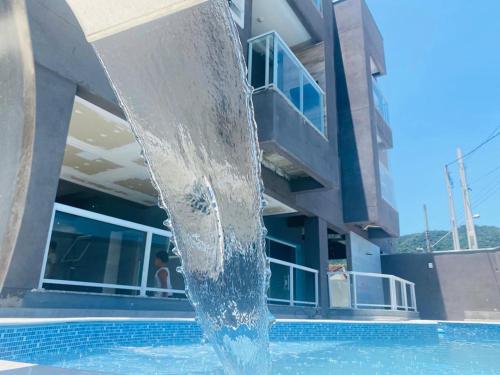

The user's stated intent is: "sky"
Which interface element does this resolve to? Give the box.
[365,0,500,235]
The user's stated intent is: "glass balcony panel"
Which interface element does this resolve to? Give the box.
[268,262,291,303]
[293,268,316,306]
[372,77,390,124]
[248,32,326,135]
[44,211,146,295]
[276,43,302,110]
[379,160,396,208]
[249,36,274,89]
[303,74,324,133]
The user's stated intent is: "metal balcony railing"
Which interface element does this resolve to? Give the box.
[328,271,417,312]
[372,77,390,125]
[248,31,326,135]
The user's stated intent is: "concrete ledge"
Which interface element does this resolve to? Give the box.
[328,308,420,321]
[465,310,500,322]
[23,290,193,312]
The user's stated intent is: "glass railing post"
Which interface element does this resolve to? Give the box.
[352,273,358,309]
[299,71,304,114]
[402,282,408,311]
[289,265,294,306]
[140,232,153,296]
[38,205,57,289]
[314,272,319,307]
[389,276,397,310]
[411,284,417,312]
[273,34,278,87]
[264,35,271,87]
[247,41,253,86]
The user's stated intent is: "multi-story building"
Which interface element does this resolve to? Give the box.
[0,0,406,318]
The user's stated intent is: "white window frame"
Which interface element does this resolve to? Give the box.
[39,203,186,297]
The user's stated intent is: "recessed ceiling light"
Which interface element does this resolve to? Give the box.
[100,133,108,138]
[83,162,90,166]
[75,166,80,169]
[75,109,83,115]
[86,138,94,142]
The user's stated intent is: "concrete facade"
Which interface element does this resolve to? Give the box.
[0,0,399,317]
[333,0,399,238]
[0,0,36,292]
[382,249,500,321]
[3,66,76,297]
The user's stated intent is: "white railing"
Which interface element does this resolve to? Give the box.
[268,257,319,307]
[247,31,326,135]
[328,271,417,312]
[39,203,185,297]
[41,204,319,307]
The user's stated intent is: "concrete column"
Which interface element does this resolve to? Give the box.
[1,65,76,298]
[304,217,329,317]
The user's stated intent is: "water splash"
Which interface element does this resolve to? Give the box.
[67,0,271,373]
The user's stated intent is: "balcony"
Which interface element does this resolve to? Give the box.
[248,31,326,135]
[372,77,390,125]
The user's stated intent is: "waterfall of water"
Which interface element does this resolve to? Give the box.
[66,1,272,373]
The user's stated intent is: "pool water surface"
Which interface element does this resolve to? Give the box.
[25,339,500,375]
[1,320,499,375]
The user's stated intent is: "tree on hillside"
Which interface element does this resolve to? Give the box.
[396,225,500,253]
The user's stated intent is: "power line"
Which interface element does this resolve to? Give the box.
[470,164,500,186]
[473,183,500,209]
[447,126,500,166]
[467,174,500,207]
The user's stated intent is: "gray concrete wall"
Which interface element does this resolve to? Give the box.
[333,0,399,237]
[287,0,324,43]
[0,0,36,292]
[2,65,76,297]
[26,0,118,111]
[382,249,500,321]
[304,217,329,316]
[254,89,338,188]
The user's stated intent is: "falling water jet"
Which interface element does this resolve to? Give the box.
[66,1,271,373]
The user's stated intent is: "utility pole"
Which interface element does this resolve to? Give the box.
[457,148,479,249]
[444,165,461,250]
[423,204,432,253]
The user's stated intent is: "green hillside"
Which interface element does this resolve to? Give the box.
[396,225,500,253]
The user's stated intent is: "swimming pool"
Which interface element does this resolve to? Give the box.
[1,319,499,374]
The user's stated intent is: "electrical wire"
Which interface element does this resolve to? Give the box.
[447,126,500,166]
[470,164,500,186]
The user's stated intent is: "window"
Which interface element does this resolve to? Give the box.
[228,0,245,28]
